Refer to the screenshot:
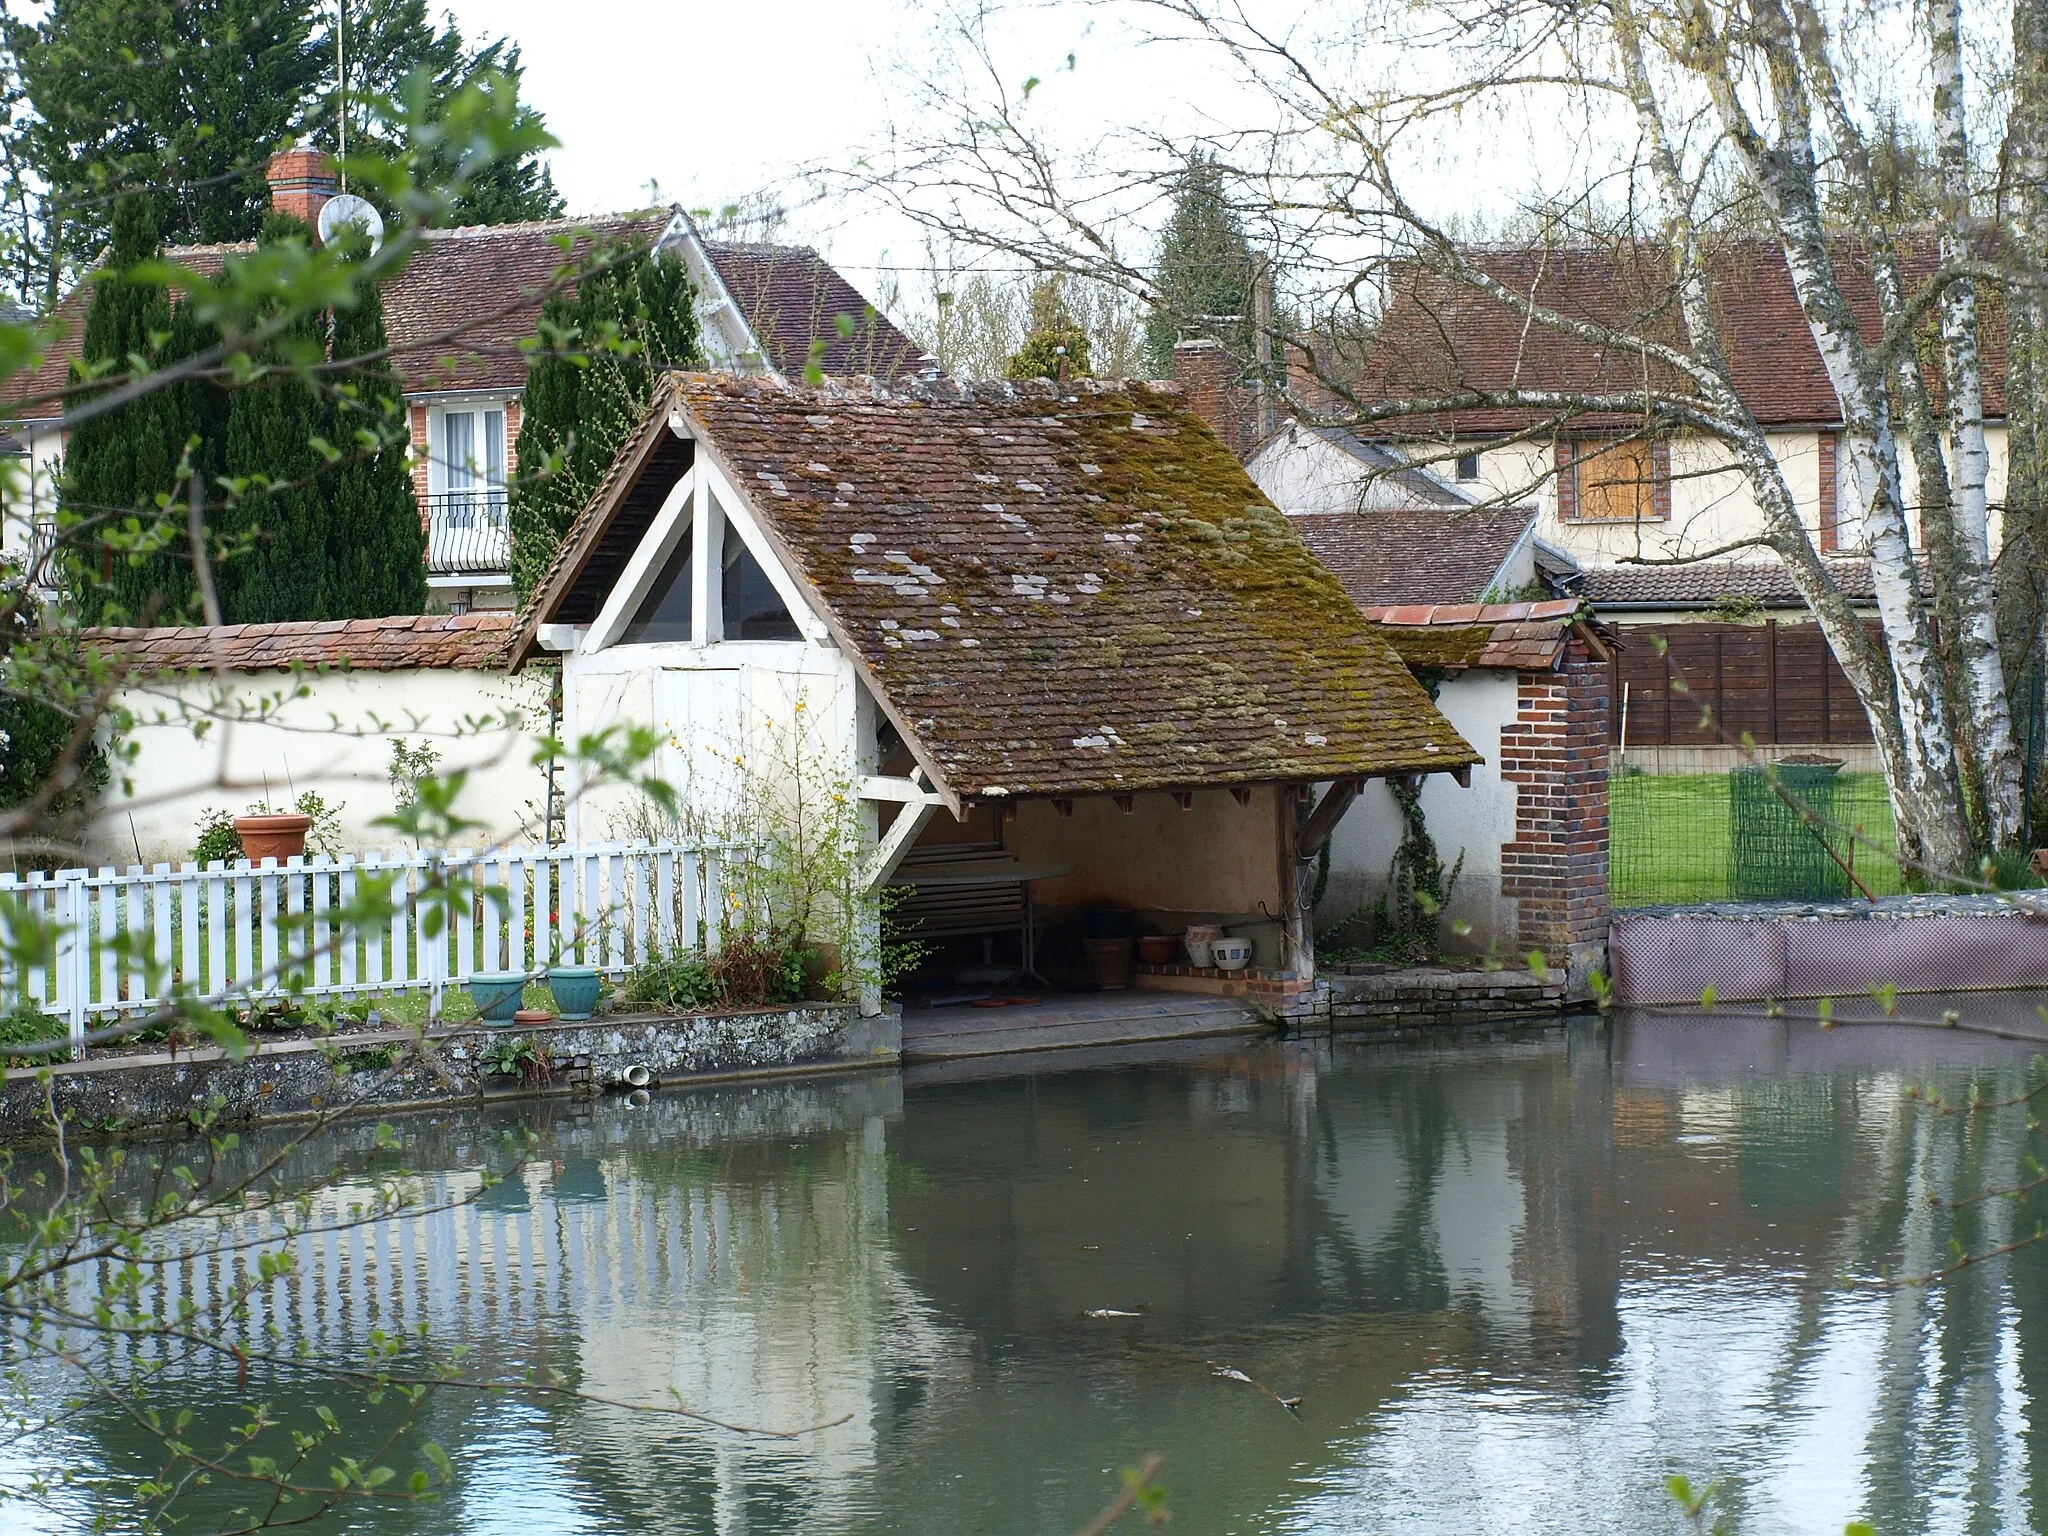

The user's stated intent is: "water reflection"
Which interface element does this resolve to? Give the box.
[8,1013,2048,1534]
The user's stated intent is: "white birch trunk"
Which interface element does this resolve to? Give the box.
[1930,0,2026,847]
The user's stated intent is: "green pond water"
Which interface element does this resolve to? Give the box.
[11,1008,2048,1534]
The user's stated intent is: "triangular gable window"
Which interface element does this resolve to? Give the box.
[619,529,694,645]
[721,522,801,640]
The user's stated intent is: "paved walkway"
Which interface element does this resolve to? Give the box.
[899,990,1267,1063]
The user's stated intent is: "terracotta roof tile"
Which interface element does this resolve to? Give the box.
[8,218,924,418]
[1289,504,1538,608]
[522,373,1478,798]
[1357,235,2004,435]
[700,243,925,380]
[1580,557,1884,607]
[83,612,515,673]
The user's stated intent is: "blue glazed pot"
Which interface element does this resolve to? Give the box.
[548,965,602,1021]
[469,971,528,1027]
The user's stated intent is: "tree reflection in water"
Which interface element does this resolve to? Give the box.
[5,1012,2048,1535]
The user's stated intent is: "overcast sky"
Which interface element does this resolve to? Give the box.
[433,0,1228,312]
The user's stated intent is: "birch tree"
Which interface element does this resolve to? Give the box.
[867,0,2038,870]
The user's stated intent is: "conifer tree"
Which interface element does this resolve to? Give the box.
[63,195,225,625]
[1141,155,1256,376]
[510,245,700,600]
[213,213,333,622]
[323,243,426,616]
[1005,277,1093,381]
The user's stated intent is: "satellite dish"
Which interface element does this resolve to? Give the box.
[317,193,385,255]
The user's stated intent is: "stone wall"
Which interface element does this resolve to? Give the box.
[0,1004,898,1143]
[1312,964,1570,1031]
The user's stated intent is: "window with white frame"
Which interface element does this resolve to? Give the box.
[425,404,510,573]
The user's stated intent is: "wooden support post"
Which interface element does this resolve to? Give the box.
[1451,763,1472,788]
[1053,798,1074,818]
[1297,778,1363,859]
[1113,794,1134,814]
[1173,791,1195,810]
[1230,787,1252,807]
[1279,786,1314,981]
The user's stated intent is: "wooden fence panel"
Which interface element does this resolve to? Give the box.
[1612,620,1875,749]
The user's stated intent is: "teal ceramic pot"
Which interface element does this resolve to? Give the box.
[548,965,602,1021]
[469,971,528,1027]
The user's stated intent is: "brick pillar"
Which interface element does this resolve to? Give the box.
[1499,636,1611,971]
[504,398,522,477]
[265,148,337,231]
[1651,438,1672,521]
[409,402,432,534]
[1554,439,1577,521]
[1817,430,1839,552]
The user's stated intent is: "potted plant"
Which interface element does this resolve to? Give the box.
[547,965,602,1020]
[469,971,528,1027]
[233,810,313,863]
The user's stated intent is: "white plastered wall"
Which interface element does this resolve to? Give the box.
[557,448,863,845]
[1320,670,1519,952]
[1248,425,1471,515]
[1460,425,2010,569]
[91,664,550,864]
[0,422,62,568]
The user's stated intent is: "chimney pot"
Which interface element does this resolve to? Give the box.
[265,147,338,233]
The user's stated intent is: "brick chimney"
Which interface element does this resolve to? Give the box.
[1173,337,1257,461]
[265,148,337,231]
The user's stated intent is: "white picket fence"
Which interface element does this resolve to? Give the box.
[0,840,746,1054]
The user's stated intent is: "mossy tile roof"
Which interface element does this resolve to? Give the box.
[588,373,1474,799]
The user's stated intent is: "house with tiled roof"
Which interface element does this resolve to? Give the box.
[0,150,926,612]
[506,370,1617,999]
[1164,239,1990,771]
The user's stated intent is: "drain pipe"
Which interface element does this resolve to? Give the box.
[610,1063,652,1091]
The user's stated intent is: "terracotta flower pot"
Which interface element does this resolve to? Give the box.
[233,813,313,864]
[1136,935,1179,966]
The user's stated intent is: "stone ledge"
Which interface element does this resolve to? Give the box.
[0,1004,896,1144]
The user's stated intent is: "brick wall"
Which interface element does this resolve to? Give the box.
[1499,636,1611,954]
[409,403,431,532]
[1554,440,1577,520]
[265,148,335,230]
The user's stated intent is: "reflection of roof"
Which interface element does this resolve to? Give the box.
[521,373,1477,799]
[1358,236,2005,435]
[6,215,922,417]
[1365,599,1606,673]
[1580,558,1880,607]
[1291,504,1538,607]
[83,612,514,672]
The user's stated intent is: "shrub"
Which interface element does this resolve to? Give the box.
[620,949,718,1010]
[0,1000,59,1060]
[710,928,810,1008]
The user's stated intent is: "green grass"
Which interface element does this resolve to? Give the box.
[1610,771,1907,907]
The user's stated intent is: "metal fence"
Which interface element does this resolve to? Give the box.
[1610,768,1905,907]
[0,840,742,1052]
[424,488,511,574]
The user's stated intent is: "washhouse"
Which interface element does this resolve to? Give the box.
[510,373,1479,1008]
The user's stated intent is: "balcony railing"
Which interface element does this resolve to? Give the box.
[425,488,510,576]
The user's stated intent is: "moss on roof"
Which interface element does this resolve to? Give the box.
[1378,626,1495,671]
[528,373,1479,798]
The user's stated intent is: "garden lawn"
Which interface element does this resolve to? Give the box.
[1610,771,1905,907]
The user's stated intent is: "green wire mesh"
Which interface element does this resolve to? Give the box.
[1729,764,1847,900]
[1610,770,1904,906]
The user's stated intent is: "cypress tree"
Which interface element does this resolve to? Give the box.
[1142,155,1256,376]
[323,243,426,615]
[510,245,700,600]
[213,212,332,622]
[63,194,225,625]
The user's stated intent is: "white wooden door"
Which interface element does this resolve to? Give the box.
[652,669,747,836]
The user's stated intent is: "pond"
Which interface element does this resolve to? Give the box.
[8,1009,2048,1534]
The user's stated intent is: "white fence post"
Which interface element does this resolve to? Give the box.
[2,837,738,1042]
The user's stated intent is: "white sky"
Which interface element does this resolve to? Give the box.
[435,0,1230,309]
